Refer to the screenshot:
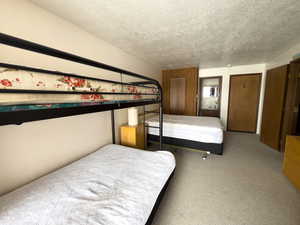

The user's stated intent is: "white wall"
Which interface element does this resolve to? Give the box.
[199,64,266,134]
[0,0,161,196]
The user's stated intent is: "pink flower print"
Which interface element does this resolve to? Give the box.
[81,94,105,101]
[0,79,12,87]
[62,76,85,88]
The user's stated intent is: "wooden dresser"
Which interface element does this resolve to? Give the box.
[283,135,300,190]
[120,124,145,149]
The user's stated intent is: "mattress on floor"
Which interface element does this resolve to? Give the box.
[146,114,224,144]
[0,144,175,225]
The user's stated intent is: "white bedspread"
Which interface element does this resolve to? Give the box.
[0,144,175,225]
[147,114,224,144]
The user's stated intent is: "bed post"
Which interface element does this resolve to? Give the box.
[159,102,163,149]
[111,110,116,144]
[158,83,163,150]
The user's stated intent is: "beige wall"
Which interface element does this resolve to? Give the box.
[0,0,161,196]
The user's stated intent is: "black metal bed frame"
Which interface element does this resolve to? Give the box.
[148,134,224,155]
[0,33,176,225]
[0,33,164,149]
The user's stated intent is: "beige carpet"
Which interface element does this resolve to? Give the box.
[151,132,300,225]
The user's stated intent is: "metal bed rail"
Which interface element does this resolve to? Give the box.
[0,33,163,149]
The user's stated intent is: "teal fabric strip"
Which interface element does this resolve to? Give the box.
[0,99,154,112]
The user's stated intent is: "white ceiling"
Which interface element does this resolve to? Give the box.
[30,0,300,69]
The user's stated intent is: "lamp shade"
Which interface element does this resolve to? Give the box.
[128,107,138,126]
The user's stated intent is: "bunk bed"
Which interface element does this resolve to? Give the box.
[0,33,175,225]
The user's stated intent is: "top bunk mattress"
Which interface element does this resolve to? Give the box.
[0,144,175,225]
[146,114,224,144]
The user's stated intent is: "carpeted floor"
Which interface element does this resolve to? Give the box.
[151,132,300,225]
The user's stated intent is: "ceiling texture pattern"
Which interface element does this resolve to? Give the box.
[30,0,300,69]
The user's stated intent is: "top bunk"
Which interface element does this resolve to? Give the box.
[0,33,162,126]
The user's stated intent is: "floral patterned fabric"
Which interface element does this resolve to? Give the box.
[0,66,159,112]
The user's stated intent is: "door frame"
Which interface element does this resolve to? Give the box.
[227,73,262,133]
[198,76,223,117]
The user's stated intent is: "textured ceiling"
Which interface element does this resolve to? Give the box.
[30,0,300,69]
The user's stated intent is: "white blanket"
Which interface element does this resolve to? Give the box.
[147,114,224,144]
[0,144,175,225]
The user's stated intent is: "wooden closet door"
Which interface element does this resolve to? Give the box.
[227,74,261,132]
[260,65,289,150]
[163,68,198,116]
[170,77,186,114]
[281,60,300,151]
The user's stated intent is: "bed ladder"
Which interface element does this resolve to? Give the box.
[143,105,163,150]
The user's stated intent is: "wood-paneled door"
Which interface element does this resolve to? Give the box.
[169,77,186,114]
[281,60,300,151]
[227,74,261,132]
[260,65,289,150]
[162,67,198,116]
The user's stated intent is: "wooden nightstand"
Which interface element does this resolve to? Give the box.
[120,124,145,149]
[283,135,300,190]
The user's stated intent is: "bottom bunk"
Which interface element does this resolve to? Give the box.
[0,144,176,225]
[146,114,224,155]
